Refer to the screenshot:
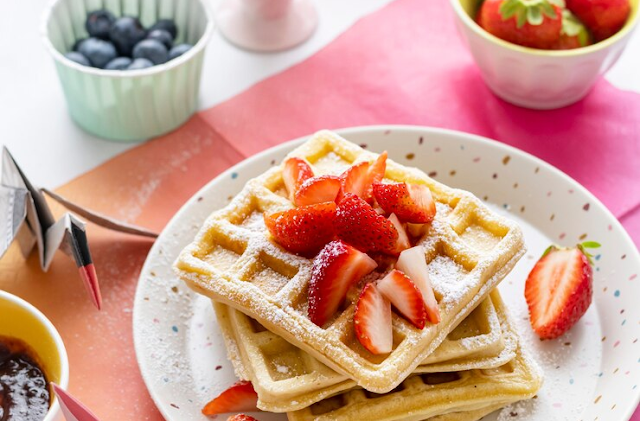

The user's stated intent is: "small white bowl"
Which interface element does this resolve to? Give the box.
[450,0,640,109]
[0,290,69,421]
[42,0,214,142]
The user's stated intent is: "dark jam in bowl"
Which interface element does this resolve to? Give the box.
[0,337,50,421]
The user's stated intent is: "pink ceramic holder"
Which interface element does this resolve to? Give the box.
[216,0,318,52]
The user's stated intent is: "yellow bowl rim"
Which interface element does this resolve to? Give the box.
[451,0,640,57]
[0,290,70,421]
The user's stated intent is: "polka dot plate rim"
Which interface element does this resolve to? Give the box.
[133,125,640,421]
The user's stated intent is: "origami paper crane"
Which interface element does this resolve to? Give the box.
[0,147,158,310]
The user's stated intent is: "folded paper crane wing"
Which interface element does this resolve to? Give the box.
[0,147,159,310]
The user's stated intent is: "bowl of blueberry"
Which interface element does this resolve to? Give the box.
[43,0,214,141]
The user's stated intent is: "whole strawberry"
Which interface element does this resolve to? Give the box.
[478,0,563,49]
[525,242,599,339]
[550,10,593,49]
[566,0,630,41]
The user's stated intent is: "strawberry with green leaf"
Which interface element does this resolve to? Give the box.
[525,241,600,340]
[551,10,593,49]
[566,0,630,41]
[478,0,564,48]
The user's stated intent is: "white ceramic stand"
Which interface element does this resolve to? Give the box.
[216,0,318,52]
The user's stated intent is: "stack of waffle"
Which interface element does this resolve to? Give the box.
[175,130,542,420]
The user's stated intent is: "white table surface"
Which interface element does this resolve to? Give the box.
[1,0,639,188]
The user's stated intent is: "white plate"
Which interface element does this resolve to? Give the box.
[133,126,640,421]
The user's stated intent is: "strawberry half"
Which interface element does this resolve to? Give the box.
[308,240,378,326]
[202,381,258,416]
[294,175,342,206]
[396,246,441,324]
[336,193,399,254]
[340,161,371,199]
[227,415,259,421]
[338,152,388,202]
[377,269,427,329]
[373,182,436,224]
[283,157,314,202]
[264,202,337,255]
[525,243,598,339]
[388,213,411,254]
[354,283,393,354]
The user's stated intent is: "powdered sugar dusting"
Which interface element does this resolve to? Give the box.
[428,255,469,308]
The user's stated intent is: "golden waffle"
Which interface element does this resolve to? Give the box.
[287,332,542,421]
[213,290,518,412]
[174,130,525,393]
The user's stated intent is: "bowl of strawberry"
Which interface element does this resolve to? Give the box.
[42,0,214,141]
[451,0,639,109]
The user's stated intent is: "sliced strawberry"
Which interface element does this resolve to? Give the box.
[308,240,378,326]
[373,182,436,224]
[364,151,388,199]
[339,161,370,199]
[354,283,393,354]
[294,175,342,206]
[202,381,258,416]
[406,222,430,239]
[377,269,427,329]
[227,415,259,421]
[525,244,596,339]
[336,193,399,254]
[388,213,411,254]
[283,157,314,202]
[264,202,337,255]
[396,246,441,324]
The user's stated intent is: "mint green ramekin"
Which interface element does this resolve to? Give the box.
[42,0,214,142]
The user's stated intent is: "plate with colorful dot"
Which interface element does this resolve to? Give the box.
[133,126,640,421]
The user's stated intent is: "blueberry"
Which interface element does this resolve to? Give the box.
[168,44,192,61]
[132,39,168,65]
[127,58,154,70]
[78,37,117,68]
[149,19,177,39]
[105,57,132,70]
[72,38,87,52]
[109,16,146,56]
[64,52,90,66]
[146,29,173,49]
[86,10,115,39]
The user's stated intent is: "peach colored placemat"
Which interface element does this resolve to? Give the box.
[1,0,639,418]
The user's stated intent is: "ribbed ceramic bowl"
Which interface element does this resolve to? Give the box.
[42,0,214,142]
[451,0,640,109]
[0,290,69,421]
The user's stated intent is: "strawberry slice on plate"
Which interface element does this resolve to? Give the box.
[377,269,427,329]
[264,202,337,255]
[388,213,411,254]
[202,380,258,416]
[308,240,378,326]
[338,152,388,201]
[336,193,399,254]
[396,245,441,324]
[294,175,342,206]
[373,182,436,224]
[283,157,314,201]
[340,161,371,199]
[525,242,599,340]
[354,283,393,354]
[227,415,259,421]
